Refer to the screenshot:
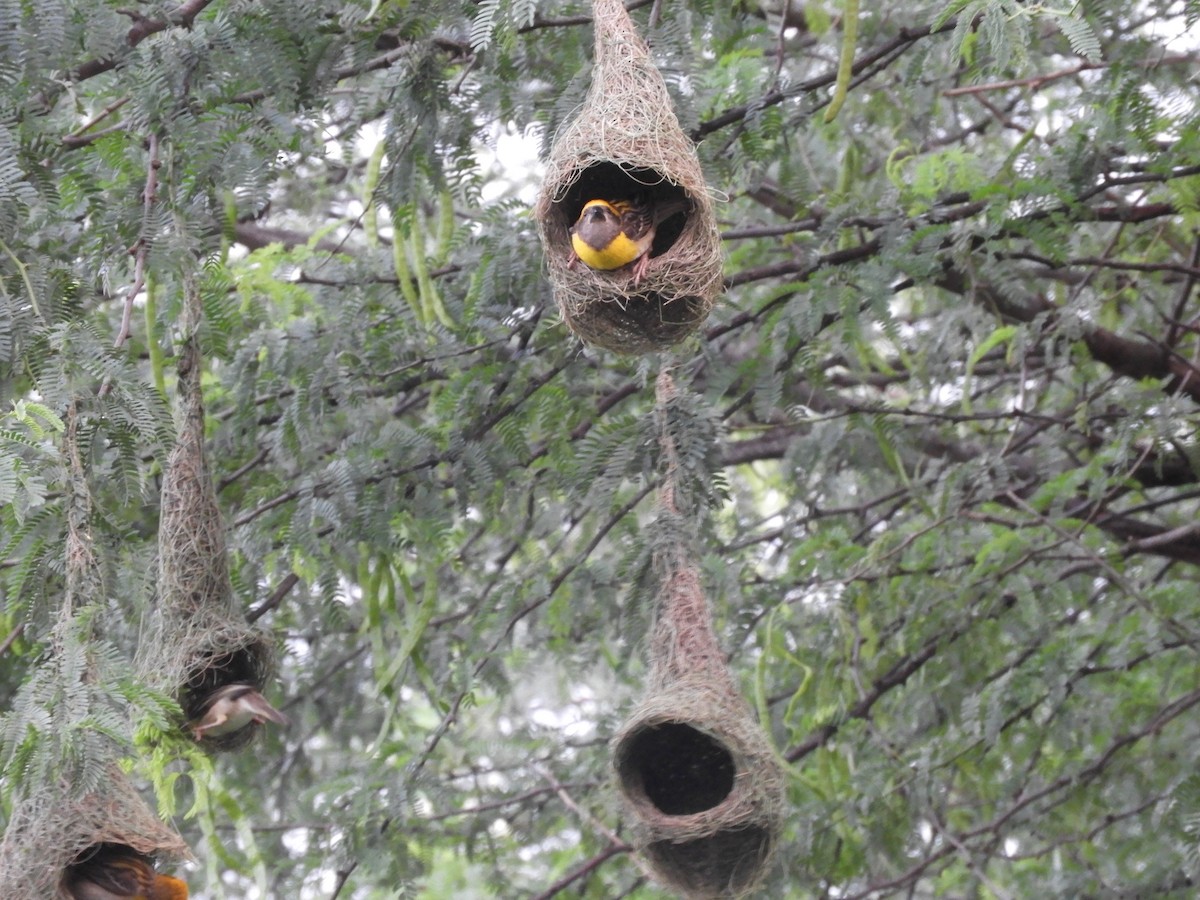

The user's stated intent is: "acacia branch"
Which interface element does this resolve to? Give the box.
[846,684,1200,898]
[66,0,215,86]
[522,0,655,31]
[529,845,631,900]
[943,54,1197,96]
[233,222,348,255]
[113,132,159,350]
[247,571,300,624]
[937,268,1200,405]
[694,20,959,139]
[786,626,948,762]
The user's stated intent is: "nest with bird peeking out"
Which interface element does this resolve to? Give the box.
[0,772,192,899]
[0,403,191,898]
[535,0,723,354]
[136,292,279,753]
[611,373,785,898]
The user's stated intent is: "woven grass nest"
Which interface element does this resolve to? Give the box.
[139,334,278,753]
[0,404,191,897]
[535,0,723,354]
[0,768,190,899]
[613,558,785,898]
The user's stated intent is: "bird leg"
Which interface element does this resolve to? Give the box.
[567,248,578,270]
[630,252,651,286]
[192,711,226,740]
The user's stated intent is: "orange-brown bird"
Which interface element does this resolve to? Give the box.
[567,195,688,286]
[63,845,188,900]
[188,683,288,741]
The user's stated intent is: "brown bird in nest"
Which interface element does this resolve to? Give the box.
[188,683,288,741]
[567,195,688,285]
[63,845,188,900]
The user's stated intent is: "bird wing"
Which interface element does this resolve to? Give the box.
[615,200,654,242]
[72,855,152,895]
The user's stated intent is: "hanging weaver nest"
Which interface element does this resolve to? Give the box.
[534,0,723,354]
[0,771,191,899]
[611,373,784,898]
[613,558,785,898]
[0,403,190,898]
[138,329,277,752]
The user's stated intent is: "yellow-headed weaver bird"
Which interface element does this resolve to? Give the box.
[188,683,288,741]
[63,844,188,900]
[567,195,688,286]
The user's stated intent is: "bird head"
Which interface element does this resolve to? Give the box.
[571,200,623,250]
[148,873,190,900]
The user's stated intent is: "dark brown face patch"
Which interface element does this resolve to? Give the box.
[573,205,622,250]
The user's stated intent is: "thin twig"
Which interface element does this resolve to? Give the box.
[943,55,1196,97]
[647,0,663,31]
[533,763,636,859]
[246,571,299,624]
[217,447,269,493]
[524,0,655,31]
[114,132,160,350]
[0,623,25,657]
[62,96,129,145]
[328,863,355,900]
[1165,230,1200,348]
[528,845,632,900]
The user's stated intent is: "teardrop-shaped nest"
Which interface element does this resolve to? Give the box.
[611,557,785,897]
[612,679,785,899]
[142,332,280,753]
[535,0,723,354]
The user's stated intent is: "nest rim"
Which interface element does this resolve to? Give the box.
[613,715,779,834]
[642,824,777,899]
[614,720,738,819]
[178,637,278,752]
[537,162,723,354]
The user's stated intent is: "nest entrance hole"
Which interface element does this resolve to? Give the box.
[551,162,691,260]
[67,842,150,868]
[618,722,736,815]
[180,647,265,722]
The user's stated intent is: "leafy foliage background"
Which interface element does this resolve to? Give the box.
[2,0,1200,897]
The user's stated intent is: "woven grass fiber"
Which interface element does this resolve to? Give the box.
[612,373,784,898]
[0,773,191,899]
[535,0,723,354]
[0,404,190,898]
[613,557,785,898]
[137,318,276,753]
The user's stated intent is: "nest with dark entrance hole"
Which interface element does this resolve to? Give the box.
[137,320,279,753]
[612,567,785,899]
[535,0,723,354]
[0,775,192,899]
[0,404,190,898]
[611,372,784,898]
